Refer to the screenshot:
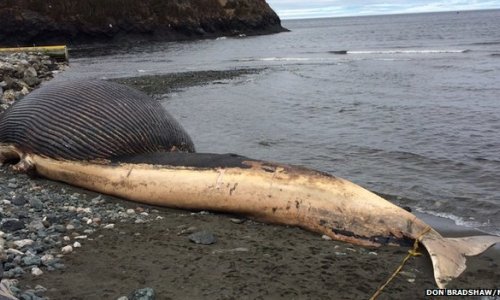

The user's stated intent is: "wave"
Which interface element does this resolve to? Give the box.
[329,49,470,55]
[234,57,314,62]
[414,208,500,236]
[467,41,500,46]
[259,57,313,61]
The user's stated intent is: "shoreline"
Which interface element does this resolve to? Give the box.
[1,68,499,299]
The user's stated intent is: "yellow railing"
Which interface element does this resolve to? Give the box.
[0,45,68,61]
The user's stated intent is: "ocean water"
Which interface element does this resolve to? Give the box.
[59,9,500,235]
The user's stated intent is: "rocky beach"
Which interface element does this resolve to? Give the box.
[0,52,67,113]
[0,59,498,299]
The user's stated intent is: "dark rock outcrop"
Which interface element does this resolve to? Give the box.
[0,0,287,46]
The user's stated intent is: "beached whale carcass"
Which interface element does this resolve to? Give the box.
[0,80,498,288]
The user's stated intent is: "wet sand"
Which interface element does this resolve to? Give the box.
[8,70,500,299]
[21,197,500,300]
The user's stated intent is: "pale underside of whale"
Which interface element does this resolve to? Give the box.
[0,80,499,289]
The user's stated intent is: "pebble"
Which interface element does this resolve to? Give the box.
[11,195,27,206]
[61,245,73,254]
[126,209,136,215]
[104,224,115,229]
[28,220,45,231]
[7,248,24,255]
[1,219,25,232]
[129,287,155,300]
[41,254,55,265]
[73,242,81,248]
[29,198,43,211]
[230,218,245,224]
[31,267,43,277]
[321,234,332,241]
[7,183,18,189]
[53,225,66,233]
[188,231,217,245]
[13,239,34,248]
[22,255,41,266]
[76,207,91,214]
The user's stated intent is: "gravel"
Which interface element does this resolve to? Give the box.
[0,165,168,298]
[0,52,67,112]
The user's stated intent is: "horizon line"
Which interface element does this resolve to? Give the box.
[277,7,499,21]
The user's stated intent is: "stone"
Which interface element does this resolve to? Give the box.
[34,284,47,294]
[230,218,245,224]
[2,220,25,232]
[53,225,66,233]
[20,86,30,95]
[321,235,332,241]
[41,254,55,265]
[24,66,37,78]
[22,255,42,266]
[13,239,34,248]
[7,182,18,189]
[61,245,73,254]
[129,287,155,300]
[12,195,28,206]
[6,248,24,255]
[76,207,92,214]
[1,89,16,104]
[29,198,43,211]
[188,231,217,245]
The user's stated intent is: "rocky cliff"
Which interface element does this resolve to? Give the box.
[0,0,286,46]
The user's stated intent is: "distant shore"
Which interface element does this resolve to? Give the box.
[0,0,287,47]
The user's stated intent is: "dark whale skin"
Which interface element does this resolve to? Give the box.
[0,80,195,160]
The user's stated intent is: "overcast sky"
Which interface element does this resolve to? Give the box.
[266,0,499,19]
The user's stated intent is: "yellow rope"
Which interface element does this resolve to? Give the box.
[369,226,432,300]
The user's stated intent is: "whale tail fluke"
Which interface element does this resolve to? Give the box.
[421,234,500,288]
